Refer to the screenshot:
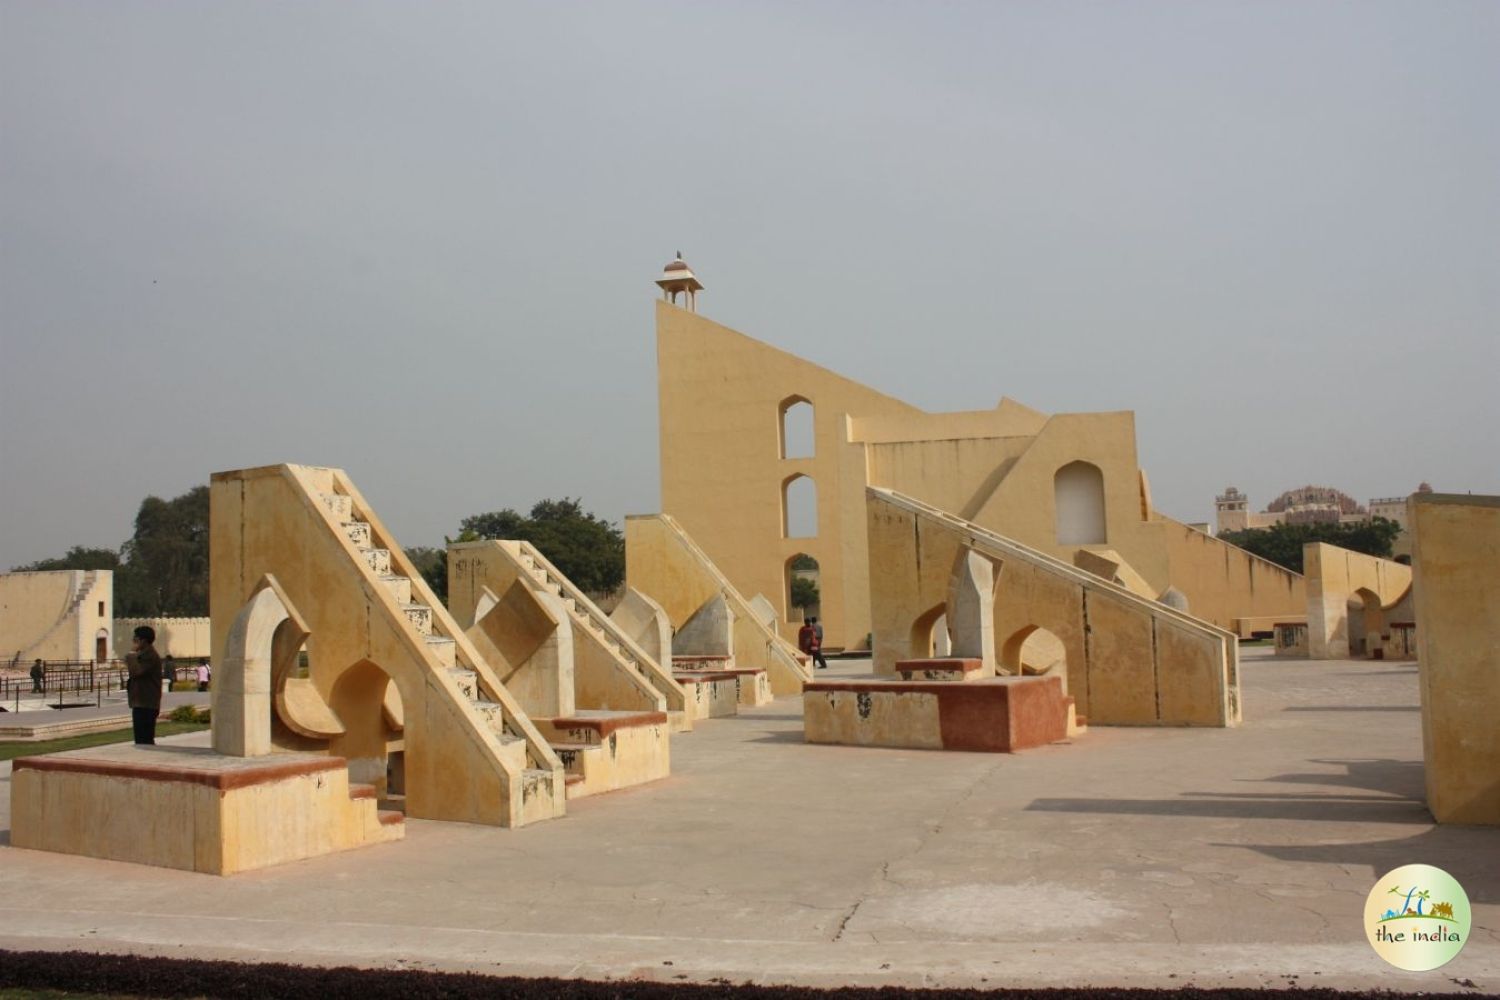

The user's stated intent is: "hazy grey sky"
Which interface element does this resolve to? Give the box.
[2,1,1496,568]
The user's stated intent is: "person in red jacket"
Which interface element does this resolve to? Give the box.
[798,618,828,670]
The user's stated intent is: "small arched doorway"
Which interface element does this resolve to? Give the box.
[328,659,403,798]
[910,603,947,658]
[1001,625,1068,677]
[1347,588,1381,657]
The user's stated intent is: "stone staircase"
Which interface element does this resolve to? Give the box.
[318,490,543,789]
[347,781,407,843]
[511,542,690,731]
[631,513,812,694]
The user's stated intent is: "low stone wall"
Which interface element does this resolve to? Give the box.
[115,617,211,660]
[9,745,402,874]
[803,675,1071,753]
[674,672,739,720]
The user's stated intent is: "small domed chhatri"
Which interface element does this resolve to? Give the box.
[656,251,703,311]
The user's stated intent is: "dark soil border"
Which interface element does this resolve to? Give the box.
[0,950,1489,999]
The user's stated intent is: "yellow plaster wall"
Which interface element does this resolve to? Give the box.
[11,760,401,875]
[0,570,113,662]
[867,490,1239,727]
[1411,493,1500,825]
[1158,520,1306,632]
[1303,542,1413,659]
[655,302,1302,650]
[115,617,210,660]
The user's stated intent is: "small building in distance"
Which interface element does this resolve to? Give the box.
[1215,483,1433,557]
[0,569,114,665]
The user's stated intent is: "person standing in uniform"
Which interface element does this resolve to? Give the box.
[30,658,45,694]
[125,625,163,745]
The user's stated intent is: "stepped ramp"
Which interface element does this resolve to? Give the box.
[449,540,686,726]
[868,488,1240,727]
[625,513,812,696]
[210,465,565,829]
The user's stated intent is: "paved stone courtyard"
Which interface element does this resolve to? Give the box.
[1,649,1495,991]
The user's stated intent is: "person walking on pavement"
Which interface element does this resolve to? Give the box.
[30,658,45,694]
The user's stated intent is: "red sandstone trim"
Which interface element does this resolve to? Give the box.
[804,678,1047,698]
[11,754,347,792]
[672,654,733,661]
[549,712,668,737]
[894,658,982,672]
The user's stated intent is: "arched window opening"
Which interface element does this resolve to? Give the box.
[910,604,947,658]
[779,397,815,459]
[1347,588,1380,657]
[783,474,817,539]
[786,553,821,623]
[1055,461,1107,545]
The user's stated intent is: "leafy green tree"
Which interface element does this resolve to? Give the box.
[790,575,820,612]
[15,546,123,572]
[405,546,448,604]
[13,488,210,615]
[118,487,210,616]
[458,498,624,594]
[1220,517,1402,575]
[790,553,818,571]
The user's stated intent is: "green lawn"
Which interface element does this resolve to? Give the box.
[0,721,209,761]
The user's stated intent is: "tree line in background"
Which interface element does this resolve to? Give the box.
[13,489,624,615]
[13,487,210,617]
[1219,517,1403,575]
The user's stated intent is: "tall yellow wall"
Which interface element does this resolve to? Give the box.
[1411,493,1500,825]
[655,301,1304,647]
[657,301,921,649]
[0,570,113,663]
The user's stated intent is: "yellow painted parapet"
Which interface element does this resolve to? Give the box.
[625,513,812,695]
[210,464,564,828]
[867,488,1240,727]
[1411,492,1500,825]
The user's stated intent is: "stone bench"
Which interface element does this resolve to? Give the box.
[894,657,984,682]
[9,746,402,874]
[534,710,671,799]
[672,671,740,720]
[803,675,1074,753]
